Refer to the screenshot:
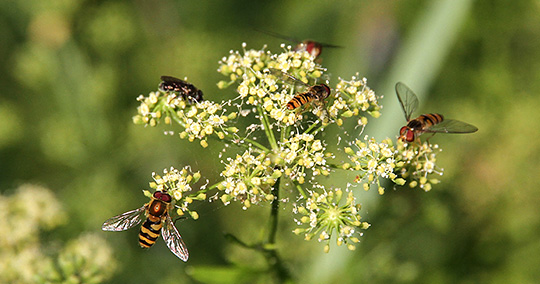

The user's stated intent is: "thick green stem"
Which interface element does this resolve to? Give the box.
[264,177,291,283]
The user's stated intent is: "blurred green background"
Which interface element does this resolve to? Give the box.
[1,0,540,283]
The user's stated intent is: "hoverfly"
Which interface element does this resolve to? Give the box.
[257,29,341,58]
[269,68,331,110]
[396,82,478,142]
[102,191,189,261]
[159,75,204,104]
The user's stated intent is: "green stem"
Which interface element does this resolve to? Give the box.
[257,106,279,151]
[222,132,270,152]
[264,177,291,283]
[296,183,307,199]
[305,121,325,136]
[304,120,320,135]
[170,112,187,128]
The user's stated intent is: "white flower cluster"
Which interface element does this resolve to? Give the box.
[147,167,204,219]
[134,91,238,147]
[218,44,326,126]
[293,188,370,252]
[149,167,201,200]
[334,75,381,126]
[218,150,280,209]
[396,141,442,191]
[345,137,404,194]
[278,133,332,184]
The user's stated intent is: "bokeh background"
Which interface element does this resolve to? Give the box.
[1,0,540,283]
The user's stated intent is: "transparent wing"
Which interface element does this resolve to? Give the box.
[102,206,146,232]
[256,29,302,44]
[256,29,342,48]
[425,119,478,134]
[162,214,189,262]
[268,68,311,88]
[395,82,419,121]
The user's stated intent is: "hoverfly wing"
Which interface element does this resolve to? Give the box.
[102,206,146,232]
[314,41,343,49]
[162,214,189,262]
[425,119,478,134]
[256,29,342,49]
[256,29,302,45]
[268,68,311,88]
[395,82,419,121]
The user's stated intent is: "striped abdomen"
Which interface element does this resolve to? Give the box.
[416,113,444,130]
[286,84,330,110]
[287,92,317,110]
[139,215,163,248]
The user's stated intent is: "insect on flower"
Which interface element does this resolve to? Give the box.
[396,82,478,142]
[159,75,204,104]
[269,68,331,111]
[257,29,341,58]
[102,190,189,261]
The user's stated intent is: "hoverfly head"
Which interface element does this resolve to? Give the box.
[153,191,172,203]
[302,40,323,58]
[399,126,416,142]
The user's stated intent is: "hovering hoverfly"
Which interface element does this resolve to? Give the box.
[159,75,204,104]
[396,82,478,143]
[269,68,331,110]
[258,29,342,58]
[102,191,189,262]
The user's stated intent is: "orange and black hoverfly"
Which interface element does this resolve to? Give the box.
[269,68,331,110]
[102,191,189,261]
[159,75,203,104]
[396,82,478,143]
[258,30,341,59]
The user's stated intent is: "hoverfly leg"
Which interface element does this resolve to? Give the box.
[173,216,188,225]
[424,133,437,144]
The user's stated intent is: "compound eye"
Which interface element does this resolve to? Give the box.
[399,126,407,136]
[153,191,163,199]
[406,130,415,142]
[160,193,172,203]
[324,85,331,97]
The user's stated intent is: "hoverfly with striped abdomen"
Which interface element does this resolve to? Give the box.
[102,190,189,261]
[269,68,331,111]
[159,75,203,104]
[396,82,478,143]
[257,29,342,59]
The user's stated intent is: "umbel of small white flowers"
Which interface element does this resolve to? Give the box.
[131,43,446,254]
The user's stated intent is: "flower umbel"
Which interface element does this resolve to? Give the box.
[217,150,278,208]
[146,166,205,218]
[278,133,332,184]
[394,140,442,191]
[293,188,370,252]
[133,90,238,147]
[345,136,404,194]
